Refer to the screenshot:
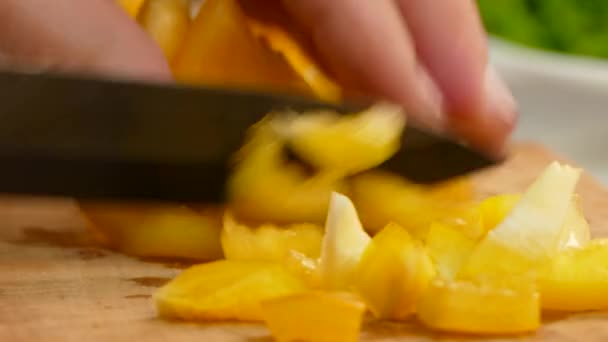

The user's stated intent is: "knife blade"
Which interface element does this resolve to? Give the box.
[0,70,500,202]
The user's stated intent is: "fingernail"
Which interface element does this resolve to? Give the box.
[484,65,517,127]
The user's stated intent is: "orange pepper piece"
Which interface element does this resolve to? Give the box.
[115,0,146,18]
[262,291,366,342]
[246,19,341,103]
[172,0,309,95]
[138,0,191,63]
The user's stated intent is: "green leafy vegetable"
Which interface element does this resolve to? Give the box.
[478,0,608,59]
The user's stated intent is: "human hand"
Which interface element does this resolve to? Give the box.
[278,0,517,154]
[0,0,516,154]
[0,0,171,81]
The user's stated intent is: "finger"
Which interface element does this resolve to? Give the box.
[0,0,171,81]
[396,0,516,153]
[281,0,446,130]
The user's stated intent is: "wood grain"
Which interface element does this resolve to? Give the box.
[1,143,607,342]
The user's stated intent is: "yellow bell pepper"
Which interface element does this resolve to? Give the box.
[437,205,485,240]
[417,279,540,334]
[477,193,521,232]
[417,193,520,279]
[115,0,146,18]
[319,192,371,290]
[539,239,608,311]
[556,194,591,250]
[81,203,223,260]
[354,223,435,320]
[228,97,409,226]
[460,162,582,279]
[221,213,323,261]
[274,103,405,175]
[227,120,345,224]
[425,220,477,280]
[138,0,190,63]
[261,292,366,342]
[155,260,306,322]
[350,170,474,237]
[282,250,322,289]
[476,193,590,249]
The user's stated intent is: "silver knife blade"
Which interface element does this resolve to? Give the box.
[0,70,500,202]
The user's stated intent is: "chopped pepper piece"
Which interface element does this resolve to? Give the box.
[81,203,223,260]
[247,18,342,103]
[460,162,582,279]
[155,260,306,322]
[274,103,406,175]
[557,194,591,250]
[539,239,608,311]
[172,0,309,95]
[116,0,146,18]
[417,279,540,334]
[227,120,345,224]
[138,0,190,63]
[354,223,435,320]
[426,220,477,280]
[319,192,371,290]
[221,213,323,261]
[437,205,486,240]
[477,193,590,250]
[282,250,322,289]
[262,291,366,342]
[350,170,474,237]
[477,193,521,232]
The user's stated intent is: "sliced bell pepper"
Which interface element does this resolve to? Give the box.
[425,220,477,280]
[477,193,521,232]
[261,291,366,342]
[246,18,341,103]
[227,120,345,224]
[138,0,191,63]
[81,203,223,260]
[274,103,405,175]
[172,0,309,95]
[354,223,435,320]
[539,239,608,311]
[282,250,322,289]
[155,260,306,322]
[417,279,540,334]
[221,213,323,261]
[556,194,591,250]
[350,170,474,237]
[318,192,371,290]
[460,162,582,279]
[477,193,590,250]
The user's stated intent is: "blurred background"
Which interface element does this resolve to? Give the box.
[479,0,608,184]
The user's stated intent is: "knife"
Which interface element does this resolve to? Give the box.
[0,70,500,203]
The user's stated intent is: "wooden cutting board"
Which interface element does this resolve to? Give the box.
[2,143,608,342]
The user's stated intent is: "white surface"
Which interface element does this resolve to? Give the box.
[490,38,608,184]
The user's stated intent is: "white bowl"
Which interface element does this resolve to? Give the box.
[489,37,608,184]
